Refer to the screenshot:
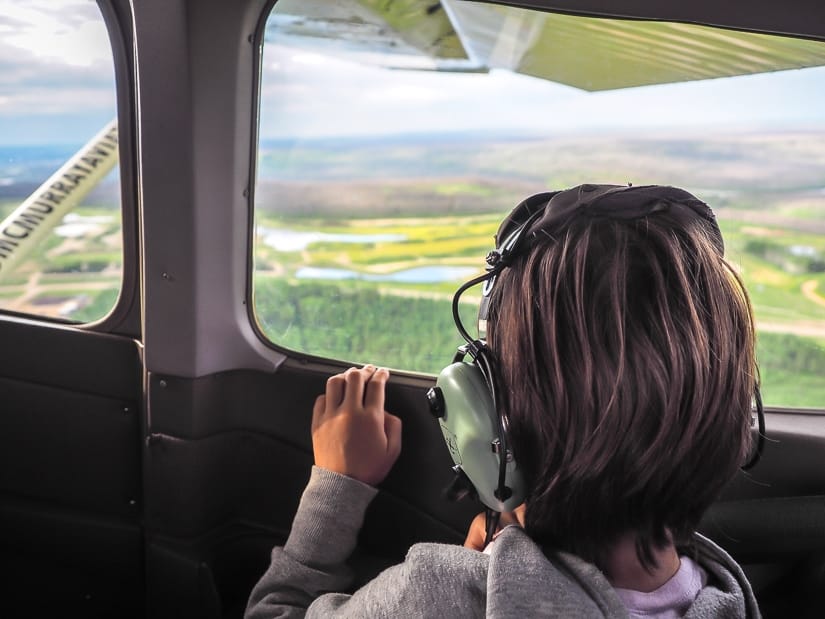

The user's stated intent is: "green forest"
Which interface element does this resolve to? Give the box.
[254,277,825,408]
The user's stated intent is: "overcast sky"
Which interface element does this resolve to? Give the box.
[1,0,825,146]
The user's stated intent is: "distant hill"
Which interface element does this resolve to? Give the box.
[258,130,825,187]
[0,143,120,206]
[5,130,824,216]
[256,129,825,216]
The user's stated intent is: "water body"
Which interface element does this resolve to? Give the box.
[263,227,477,283]
[296,265,478,284]
[55,213,114,238]
[261,227,407,252]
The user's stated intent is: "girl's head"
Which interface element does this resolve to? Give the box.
[486,184,757,569]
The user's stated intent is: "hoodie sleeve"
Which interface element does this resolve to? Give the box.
[244,466,378,619]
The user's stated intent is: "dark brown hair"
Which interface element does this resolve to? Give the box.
[487,201,757,570]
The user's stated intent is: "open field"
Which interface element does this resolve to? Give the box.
[0,200,121,320]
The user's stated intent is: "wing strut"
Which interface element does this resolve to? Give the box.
[0,120,119,281]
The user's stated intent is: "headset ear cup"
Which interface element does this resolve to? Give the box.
[430,360,525,512]
[435,192,545,513]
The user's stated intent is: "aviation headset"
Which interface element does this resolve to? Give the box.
[426,184,765,537]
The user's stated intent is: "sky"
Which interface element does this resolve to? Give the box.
[259,42,825,139]
[1,0,825,146]
[0,0,116,145]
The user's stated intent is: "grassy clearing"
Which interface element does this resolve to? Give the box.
[70,288,120,323]
[0,200,20,218]
[759,368,825,408]
[434,182,496,197]
[40,273,120,285]
[0,202,123,320]
[719,220,825,324]
[0,273,31,286]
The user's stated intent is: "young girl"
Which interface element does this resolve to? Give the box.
[246,184,761,618]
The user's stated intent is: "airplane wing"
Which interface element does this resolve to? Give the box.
[266,0,472,70]
[267,0,825,91]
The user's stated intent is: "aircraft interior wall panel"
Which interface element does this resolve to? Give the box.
[144,541,223,619]
[1,494,143,619]
[145,369,321,441]
[140,435,472,619]
[144,366,477,536]
[0,320,143,616]
[2,547,143,619]
[0,321,141,399]
[700,495,825,562]
[723,414,825,501]
[141,413,473,546]
[0,493,142,568]
[0,377,141,516]
[140,365,483,617]
[141,438,461,618]
[143,430,310,539]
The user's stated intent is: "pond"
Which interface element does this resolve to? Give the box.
[260,227,407,251]
[55,213,114,238]
[295,265,479,284]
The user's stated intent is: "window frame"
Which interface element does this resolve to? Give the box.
[247,0,825,414]
[0,0,140,336]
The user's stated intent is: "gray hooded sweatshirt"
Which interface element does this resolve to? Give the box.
[246,467,760,618]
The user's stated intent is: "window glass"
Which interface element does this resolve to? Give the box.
[254,0,825,408]
[0,0,121,322]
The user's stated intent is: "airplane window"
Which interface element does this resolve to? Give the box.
[253,0,825,408]
[0,0,121,323]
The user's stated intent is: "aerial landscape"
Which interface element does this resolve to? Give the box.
[253,129,825,408]
[3,128,825,406]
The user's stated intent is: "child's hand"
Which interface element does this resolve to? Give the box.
[311,365,402,486]
[463,504,526,551]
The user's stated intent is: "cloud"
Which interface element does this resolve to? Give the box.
[259,28,825,140]
[258,41,583,138]
[0,1,107,67]
[0,1,115,143]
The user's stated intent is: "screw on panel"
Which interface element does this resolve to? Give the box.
[159,379,167,388]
